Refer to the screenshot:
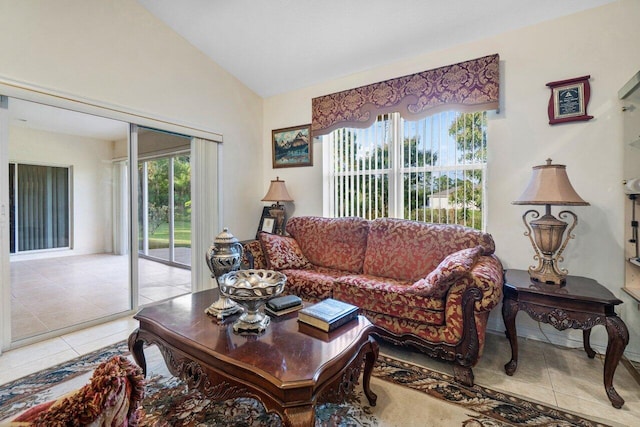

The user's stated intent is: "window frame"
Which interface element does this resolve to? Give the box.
[323,111,488,230]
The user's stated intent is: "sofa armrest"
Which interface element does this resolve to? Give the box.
[450,254,503,312]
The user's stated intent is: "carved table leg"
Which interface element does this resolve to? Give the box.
[283,405,315,427]
[127,329,147,376]
[362,336,379,406]
[603,316,629,409]
[502,298,519,376]
[583,329,596,359]
[453,365,474,387]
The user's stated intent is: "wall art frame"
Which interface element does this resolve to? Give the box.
[546,75,594,125]
[261,217,276,234]
[256,206,271,239]
[271,124,313,168]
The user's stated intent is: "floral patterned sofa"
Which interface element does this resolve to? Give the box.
[243,216,503,386]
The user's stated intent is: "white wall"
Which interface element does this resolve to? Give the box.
[1,0,638,358]
[0,0,264,240]
[263,0,640,359]
[9,126,113,258]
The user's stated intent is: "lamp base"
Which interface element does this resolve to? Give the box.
[522,208,579,286]
[528,259,566,285]
[268,204,286,235]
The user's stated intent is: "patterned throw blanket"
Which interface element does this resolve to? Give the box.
[6,355,144,426]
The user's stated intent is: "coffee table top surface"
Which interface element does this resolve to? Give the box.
[134,288,374,384]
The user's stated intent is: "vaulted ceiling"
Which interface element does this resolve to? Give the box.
[137,0,616,98]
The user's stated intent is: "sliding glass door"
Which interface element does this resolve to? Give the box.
[138,154,191,267]
[136,128,192,305]
[10,163,70,253]
[4,98,131,343]
[0,96,220,350]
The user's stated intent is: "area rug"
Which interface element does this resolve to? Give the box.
[0,341,610,427]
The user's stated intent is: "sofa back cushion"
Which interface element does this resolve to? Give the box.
[363,218,495,281]
[286,216,370,273]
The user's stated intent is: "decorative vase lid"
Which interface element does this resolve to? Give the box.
[213,227,239,246]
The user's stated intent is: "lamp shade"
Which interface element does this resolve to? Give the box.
[261,177,293,202]
[513,159,589,206]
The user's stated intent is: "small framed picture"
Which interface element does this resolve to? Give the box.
[272,124,313,168]
[256,206,271,238]
[261,217,276,234]
[546,75,594,125]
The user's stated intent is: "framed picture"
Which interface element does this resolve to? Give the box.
[261,217,276,234]
[272,124,313,168]
[546,75,594,125]
[256,206,272,238]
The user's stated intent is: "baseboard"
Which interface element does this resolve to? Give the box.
[621,357,640,386]
[486,324,640,363]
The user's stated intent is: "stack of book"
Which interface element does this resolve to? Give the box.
[297,298,359,332]
[264,295,303,317]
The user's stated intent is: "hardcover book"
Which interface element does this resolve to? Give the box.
[298,318,359,341]
[264,303,303,317]
[266,295,303,311]
[298,298,359,332]
[265,295,303,317]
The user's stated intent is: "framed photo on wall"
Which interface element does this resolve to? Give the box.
[546,75,594,125]
[271,124,313,168]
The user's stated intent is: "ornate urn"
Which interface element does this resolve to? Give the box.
[219,269,286,334]
[204,228,244,319]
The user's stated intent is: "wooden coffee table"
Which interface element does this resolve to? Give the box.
[128,289,378,426]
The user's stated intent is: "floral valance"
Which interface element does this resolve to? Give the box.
[311,54,499,136]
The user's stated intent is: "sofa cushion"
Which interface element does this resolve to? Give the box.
[259,232,312,270]
[409,246,483,298]
[333,275,446,326]
[281,267,350,302]
[286,216,369,273]
[363,218,495,281]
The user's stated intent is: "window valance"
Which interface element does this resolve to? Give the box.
[311,54,499,136]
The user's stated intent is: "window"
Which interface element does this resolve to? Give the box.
[9,163,70,253]
[325,111,487,230]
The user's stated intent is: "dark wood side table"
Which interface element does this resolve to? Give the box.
[502,269,629,408]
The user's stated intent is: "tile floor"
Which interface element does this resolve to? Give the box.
[10,254,191,341]
[0,316,638,426]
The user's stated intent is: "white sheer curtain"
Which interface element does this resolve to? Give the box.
[190,137,220,292]
[112,161,128,255]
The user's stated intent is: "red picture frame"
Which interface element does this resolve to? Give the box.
[546,75,593,125]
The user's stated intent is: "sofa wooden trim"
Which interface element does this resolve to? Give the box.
[368,286,482,386]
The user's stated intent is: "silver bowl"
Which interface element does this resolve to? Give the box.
[218,269,286,333]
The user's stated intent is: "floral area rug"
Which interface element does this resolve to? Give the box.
[0,341,610,426]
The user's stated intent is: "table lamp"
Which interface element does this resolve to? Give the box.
[261,177,293,235]
[512,159,589,285]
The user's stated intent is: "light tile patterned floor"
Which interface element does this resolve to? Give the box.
[380,333,640,426]
[0,317,638,426]
[10,254,191,341]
